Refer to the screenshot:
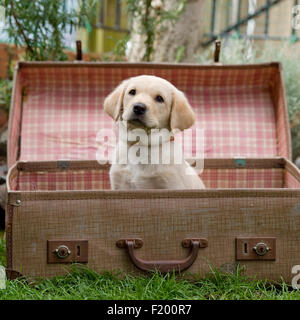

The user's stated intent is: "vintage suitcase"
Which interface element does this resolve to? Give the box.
[5,61,300,282]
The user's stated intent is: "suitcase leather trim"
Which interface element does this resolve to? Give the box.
[5,268,24,280]
[5,204,13,271]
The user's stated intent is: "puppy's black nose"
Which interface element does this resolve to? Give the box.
[133,103,146,115]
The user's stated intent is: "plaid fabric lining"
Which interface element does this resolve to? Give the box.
[199,168,283,189]
[16,65,285,162]
[17,169,110,191]
[14,167,289,191]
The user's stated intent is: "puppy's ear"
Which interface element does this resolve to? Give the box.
[170,88,195,131]
[104,80,128,121]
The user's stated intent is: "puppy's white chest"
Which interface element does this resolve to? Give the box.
[128,164,168,189]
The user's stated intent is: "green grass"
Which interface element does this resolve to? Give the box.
[1,265,300,300]
[0,238,300,300]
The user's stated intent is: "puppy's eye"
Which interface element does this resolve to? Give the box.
[129,89,136,96]
[155,95,164,103]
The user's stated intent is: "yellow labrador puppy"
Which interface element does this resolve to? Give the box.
[104,75,205,190]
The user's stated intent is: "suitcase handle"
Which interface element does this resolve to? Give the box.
[116,238,208,273]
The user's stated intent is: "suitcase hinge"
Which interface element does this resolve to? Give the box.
[234,159,246,168]
[57,161,70,170]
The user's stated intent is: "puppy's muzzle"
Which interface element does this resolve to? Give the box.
[133,103,147,116]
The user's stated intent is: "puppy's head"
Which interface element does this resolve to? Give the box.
[104,75,195,131]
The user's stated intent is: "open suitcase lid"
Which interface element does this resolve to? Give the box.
[7,62,291,168]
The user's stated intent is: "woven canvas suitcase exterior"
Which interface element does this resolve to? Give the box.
[5,61,300,282]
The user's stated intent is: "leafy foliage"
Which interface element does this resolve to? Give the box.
[102,35,130,62]
[1,0,96,61]
[0,79,13,112]
[126,0,186,61]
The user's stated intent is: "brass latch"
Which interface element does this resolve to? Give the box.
[236,237,276,261]
[47,240,88,264]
